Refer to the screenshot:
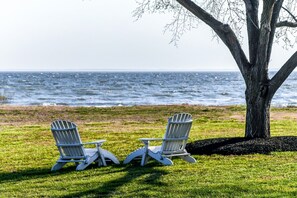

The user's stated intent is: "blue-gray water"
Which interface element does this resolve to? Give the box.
[0,72,297,107]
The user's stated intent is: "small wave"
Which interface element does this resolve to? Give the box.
[56,103,69,106]
[220,92,229,96]
[142,82,155,86]
[43,103,56,106]
[152,93,173,97]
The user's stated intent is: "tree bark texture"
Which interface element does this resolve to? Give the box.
[245,81,271,138]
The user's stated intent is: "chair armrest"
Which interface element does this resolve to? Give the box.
[139,138,163,142]
[139,138,162,147]
[83,140,106,146]
[139,138,163,141]
[163,137,188,141]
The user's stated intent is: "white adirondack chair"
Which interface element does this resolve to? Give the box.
[123,113,196,166]
[51,120,120,171]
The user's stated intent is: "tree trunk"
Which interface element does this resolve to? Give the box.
[245,84,272,138]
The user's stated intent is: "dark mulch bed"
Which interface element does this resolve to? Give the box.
[186,136,297,155]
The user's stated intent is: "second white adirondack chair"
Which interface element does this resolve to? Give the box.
[51,120,120,171]
[123,113,196,166]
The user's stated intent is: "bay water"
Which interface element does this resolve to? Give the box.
[0,72,296,107]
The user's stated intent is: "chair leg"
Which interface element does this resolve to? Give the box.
[180,155,196,163]
[99,148,120,165]
[51,162,67,171]
[148,151,173,166]
[144,156,151,164]
[141,153,148,166]
[123,147,145,164]
[76,163,90,171]
[98,148,107,166]
[97,158,103,166]
[76,154,99,171]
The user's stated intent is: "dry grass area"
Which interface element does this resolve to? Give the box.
[0,105,239,125]
[230,111,297,121]
[1,104,296,125]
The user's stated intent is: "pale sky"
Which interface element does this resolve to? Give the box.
[0,0,296,72]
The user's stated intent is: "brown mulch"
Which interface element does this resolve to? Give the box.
[186,136,297,155]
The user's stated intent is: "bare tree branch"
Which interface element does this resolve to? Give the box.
[163,5,199,45]
[276,21,297,27]
[274,1,297,48]
[269,51,297,98]
[176,0,250,81]
[276,6,297,27]
[267,0,284,66]
[255,0,275,82]
[282,6,297,22]
[243,0,260,65]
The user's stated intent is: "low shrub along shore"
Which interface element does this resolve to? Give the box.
[1,105,297,197]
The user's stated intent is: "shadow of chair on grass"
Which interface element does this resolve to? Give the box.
[63,162,169,198]
[0,166,74,184]
[1,160,168,197]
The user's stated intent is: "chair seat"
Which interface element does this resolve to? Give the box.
[148,146,187,156]
[148,146,161,153]
[84,148,97,157]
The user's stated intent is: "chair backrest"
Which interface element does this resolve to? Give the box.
[161,113,193,154]
[51,120,86,159]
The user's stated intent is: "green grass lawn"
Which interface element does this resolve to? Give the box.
[1,105,297,197]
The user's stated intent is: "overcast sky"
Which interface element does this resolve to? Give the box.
[0,0,296,72]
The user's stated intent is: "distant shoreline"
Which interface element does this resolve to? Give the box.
[0,70,287,73]
[1,104,297,109]
[0,70,241,73]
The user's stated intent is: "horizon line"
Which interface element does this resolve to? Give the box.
[0,69,284,73]
[0,70,240,73]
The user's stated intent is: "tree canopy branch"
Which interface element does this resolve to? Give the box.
[276,21,297,27]
[269,51,297,98]
[255,0,276,82]
[176,0,250,80]
[267,0,284,67]
[282,6,297,22]
[275,6,297,28]
[243,0,259,64]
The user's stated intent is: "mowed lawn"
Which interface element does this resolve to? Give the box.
[1,105,297,197]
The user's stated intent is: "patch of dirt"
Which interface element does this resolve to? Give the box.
[186,136,297,155]
[229,114,245,121]
[230,112,297,121]
[271,112,297,120]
